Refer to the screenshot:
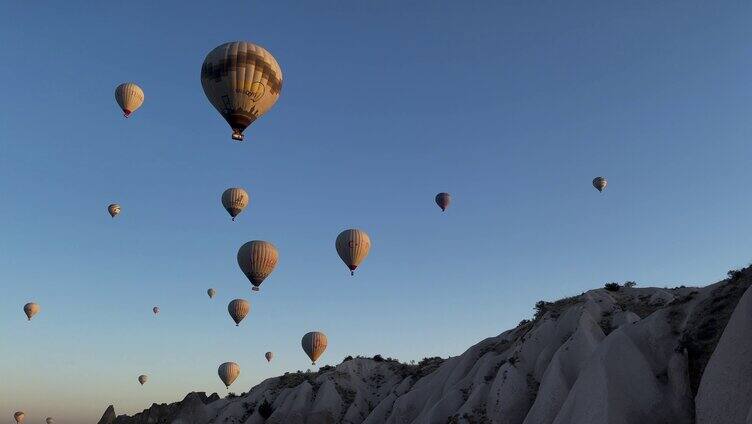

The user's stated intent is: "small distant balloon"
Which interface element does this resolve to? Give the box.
[592,177,607,193]
[218,362,240,388]
[221,188,250,221]
[153,306,160,315]
[115,83,144,118]
[237,241,279,291]
[265,352,273,363]
[14,412,24,424]
[46,418,54,424]
[23,303,39,321]
[108,203,121,218]
[207,288,216,299]
[435,192,451,212]
[227,299,250,326]
[302,331,328,365]
[335,229,371,276]
[200,42,283,141]
[138,374,148,385]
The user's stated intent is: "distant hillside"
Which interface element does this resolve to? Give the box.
[98,266,752,424]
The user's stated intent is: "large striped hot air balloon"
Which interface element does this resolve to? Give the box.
[221,188,249,221]
[592,177,607,193]
[237,241,278,291]
[200,42,283,141]
[335,229,371,276]
[302,331,328,365]
[23,302,39,321]
[114,83,144,118]
[13,412,24,424]
[265,352,273,363]
[435,192,451,212]
[227,299,250,326]
[218,362,240,388]
[108,203,121,218]
[138,374,148,386]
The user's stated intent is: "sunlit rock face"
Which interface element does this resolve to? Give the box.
[101,268,752,424]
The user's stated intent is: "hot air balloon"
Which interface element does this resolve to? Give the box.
[23,302,39,321]
[153,306,160,315]
[435,192,451,212]
[200,41,283,141]
[138,374,148,385]
[265,352,273,363]
[227,299,250,326]
[335,229,371,275]
[218,362,240,388]
[13,412,24,424]
[302,331,327,365]
[115,83,144,118]
[46,417,54,424]
[592,177,607,193]
[108,203,121,218]
[237,241,278,291]
[221,188,249,221]
[207,288,216,299]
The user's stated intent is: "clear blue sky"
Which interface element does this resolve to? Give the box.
[1,1,751,422]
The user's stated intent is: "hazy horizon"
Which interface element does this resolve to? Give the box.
[2,1,752,422]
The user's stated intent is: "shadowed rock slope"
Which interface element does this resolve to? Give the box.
[99,267,752,424]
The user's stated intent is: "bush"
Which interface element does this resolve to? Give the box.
[534,301,549,320]
[604,282,621,292]
[319,365,334,372]
[227,392,237,398]
[343,355,354,362]
[728,269,743,281]
[258,399,274,419]
[373,354,385,362]
[624,281,637,288]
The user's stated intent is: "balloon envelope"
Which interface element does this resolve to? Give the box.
[114,83,144,117]
[301,331,328,365]
[265,351,273,362]
[200,41,283,141]
[23,303,39,321]
[207,288,216,299]
[221,188,249,221]
[46,418,54,424]
[237,241,278,291]
[13,412,24,424]
[227,299,250,326]
[138,375,148,385]
[108,204,121,218]
[218,362,240,388]
[435,192,451,211]
[153,306,160,315]
[335,229,371,275]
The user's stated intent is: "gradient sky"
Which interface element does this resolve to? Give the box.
[2,1,752,422]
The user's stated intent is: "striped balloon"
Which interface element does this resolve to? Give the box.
[302,331,328,365]
[227,299,250,326]
[207,288,216,299]
[237,241,278,291]
[23,302,39,321]
[138,374,148,385]
[153,306,160,315]
[201,41,283,141]
[218,362,240,388]
[221,188,250,221]
[335,229,371,275]
[14,412,24,424]
[435,192,451,212]
[265,351,273,363]
[114,83,144,118]
[592,177,608,193]
[108,203,121,218]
